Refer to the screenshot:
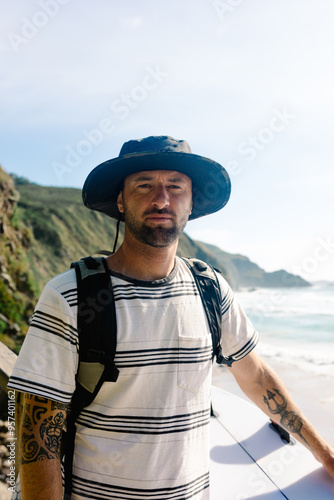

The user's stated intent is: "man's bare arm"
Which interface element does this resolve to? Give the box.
[228,350,334,478]
[19,393,68,500]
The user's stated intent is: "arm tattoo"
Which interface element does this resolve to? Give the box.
[20,394,68,465]
[263,388,309,447]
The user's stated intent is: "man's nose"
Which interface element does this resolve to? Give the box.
[151,185,170,209]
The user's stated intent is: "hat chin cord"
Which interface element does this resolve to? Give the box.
[112,213,121,254]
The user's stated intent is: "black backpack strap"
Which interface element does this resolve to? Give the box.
[73,256,119,383]
[63,256,119,499]
[181,257,234,368]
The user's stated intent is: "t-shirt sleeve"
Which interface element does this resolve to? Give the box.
[7,270,78,404]
[217,273,259,361]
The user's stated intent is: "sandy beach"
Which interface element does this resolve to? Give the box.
[212,357,334,448]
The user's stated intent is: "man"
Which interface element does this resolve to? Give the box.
[8,136,334,499]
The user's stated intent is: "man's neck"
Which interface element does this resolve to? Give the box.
[106,235,178,281]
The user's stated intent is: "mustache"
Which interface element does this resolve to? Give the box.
[143,208,176,217]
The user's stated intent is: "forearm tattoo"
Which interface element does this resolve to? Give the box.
[263,388,309,447]
[20,394,68,465]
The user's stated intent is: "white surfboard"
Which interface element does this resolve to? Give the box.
[210,386,334,499]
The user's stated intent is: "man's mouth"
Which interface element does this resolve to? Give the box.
[144,210,175,222]
[146,215,172,222]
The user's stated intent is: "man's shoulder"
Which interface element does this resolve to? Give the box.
[178,256,230,288]
[44,267,77,295]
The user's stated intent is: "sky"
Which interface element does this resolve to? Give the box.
[1,0,334,282]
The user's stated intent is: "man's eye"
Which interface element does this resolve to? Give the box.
[169,185,182,190]
[138,184,151,188]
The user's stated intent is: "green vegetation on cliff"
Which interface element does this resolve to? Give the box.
[201,242,310,289]
[0,168,36,352]
[17,183,121,289]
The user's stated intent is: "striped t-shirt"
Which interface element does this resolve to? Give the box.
[8,257,258,500]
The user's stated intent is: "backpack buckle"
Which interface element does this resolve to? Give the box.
[87,349,120,382]
[216,346,234,367]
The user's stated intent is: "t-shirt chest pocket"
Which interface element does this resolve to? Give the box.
[177,335,212,393]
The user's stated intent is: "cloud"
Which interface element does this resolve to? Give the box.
[120,16,144,29]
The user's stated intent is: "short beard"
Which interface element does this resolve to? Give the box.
[123,206,190,248]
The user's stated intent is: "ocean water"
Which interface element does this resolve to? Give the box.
[235,282,334,378]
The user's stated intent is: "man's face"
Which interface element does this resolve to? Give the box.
[117,170,193,248]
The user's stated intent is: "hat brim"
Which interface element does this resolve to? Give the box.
[82,151,231,221]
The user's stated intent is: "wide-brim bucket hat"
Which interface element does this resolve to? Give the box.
[82,135,231,221]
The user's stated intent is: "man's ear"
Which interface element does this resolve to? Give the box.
[117,191,124,213]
